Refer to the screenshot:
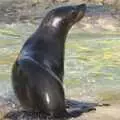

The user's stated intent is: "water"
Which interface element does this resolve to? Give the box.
[0,23,120,102]
[65,32,120,102]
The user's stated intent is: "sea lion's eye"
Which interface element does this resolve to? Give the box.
[61,20,65,24]
[71,10,77,17]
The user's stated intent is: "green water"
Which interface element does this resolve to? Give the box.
[0,23,120,102]
[65,32,120,102]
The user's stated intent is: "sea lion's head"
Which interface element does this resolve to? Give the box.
[41,4,86,34]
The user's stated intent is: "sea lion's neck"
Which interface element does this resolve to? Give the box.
[39,24,69,41]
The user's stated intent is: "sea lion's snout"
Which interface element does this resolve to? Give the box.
[74,4,86,22]
[76,4,86,12]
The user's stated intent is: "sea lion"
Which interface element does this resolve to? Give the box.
[12,4,86,118]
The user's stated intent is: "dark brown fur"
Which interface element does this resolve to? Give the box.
[12,4,86,118]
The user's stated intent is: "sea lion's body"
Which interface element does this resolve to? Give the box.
[12,4,86,118]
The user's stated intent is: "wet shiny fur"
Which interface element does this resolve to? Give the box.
[12,4,86,118]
